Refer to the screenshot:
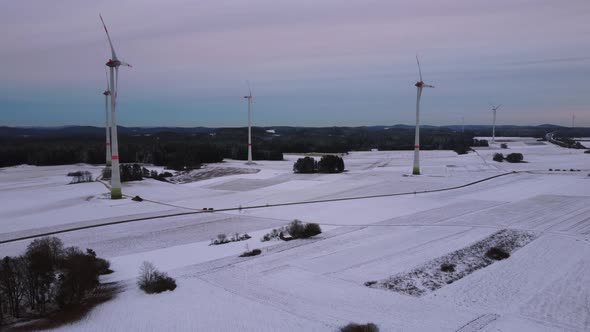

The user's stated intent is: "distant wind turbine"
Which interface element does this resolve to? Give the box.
[490,104,502,144]
[244,81,254,164]
[103,70,111,167]
[572,113,575,128]
[462,116,465,133]
[100,14,132,199]
[412,56,434,175]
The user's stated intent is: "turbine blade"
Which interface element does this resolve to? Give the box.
[424,84,435,88]
[247,80,252,97]
[99,14,118,61]
[496,104,502,110]
[119,61,132,68]
[416,55,423,82]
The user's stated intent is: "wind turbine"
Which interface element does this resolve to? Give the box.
[103,70,111,167]
[100,14,132,199]
[243,81,254,164]
[461,116,465,133]
[412,56,434,175]
[572,113,575,128]
[490,104,502,144]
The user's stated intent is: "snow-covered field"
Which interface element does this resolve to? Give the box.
[1,138,589,331]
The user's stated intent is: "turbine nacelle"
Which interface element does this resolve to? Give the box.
[106,59,132,68]
[415,81,434,88]
[103,90,110,96]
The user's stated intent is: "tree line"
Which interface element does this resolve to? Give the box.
[0,127,478,168]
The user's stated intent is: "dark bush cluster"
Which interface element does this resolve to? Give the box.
[485,247,510,260]
[101,167,111,180]
[293,156,317,173]
[293,155,345,173]
[261,227,288,242]
[0,237,111,325]
[103,164,174,183]
[68,170,93,184]
[340,322,380,332]
[209,233,251,246]
[285,220,322,239]
[505,153,524,163]
[137,262,176,294]
[239,249,262,257]
[472,139,489,147]
[440,263,456,273]
[120,164,144,182]
[493,153,504,162]
[318,155,345,173]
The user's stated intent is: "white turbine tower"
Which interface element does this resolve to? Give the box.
[412,56,434,175]
[572,113,575,128]
[490,104,502,144]
[100,14,132,199]
[103,71,111,167]
[244,81,254,164]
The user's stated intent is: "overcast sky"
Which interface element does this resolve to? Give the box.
[0,0,589,127]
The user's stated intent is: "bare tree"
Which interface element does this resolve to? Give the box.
[137,261,157,289]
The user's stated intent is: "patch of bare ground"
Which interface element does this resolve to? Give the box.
[365,229,537,296]
[167,166,259,184]
[6,282,122,331]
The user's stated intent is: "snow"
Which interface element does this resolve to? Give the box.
[1,140,589,331]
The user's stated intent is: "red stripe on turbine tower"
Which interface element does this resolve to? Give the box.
[415,145,420,149]
[112,155,119,160]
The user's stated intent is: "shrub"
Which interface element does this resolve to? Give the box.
[239,249,262,257]
[120,164,144,182]
[101,167,111,180]
[287,220,306,238]
[340,322,380,332]
[492,153,504,162]
[293,156,317,173]
[303,223,322,237]
[210,233,250,245]
[500,143,508,149]
[211,233,229,245]
[505,153,524,163]
[473,139,489,147]
[132,196,143,202]
[440,263,456,273]
[485,247,510,260]
[137,261,176,294]
[318,155,345,173]
[285,220,322,239]
[261,227,286,242]
[69,170,93,184]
